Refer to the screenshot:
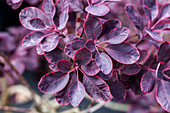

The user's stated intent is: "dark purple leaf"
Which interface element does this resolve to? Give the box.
[40,33,59,52]
[69,81,85,107]
[48,62,59,71]
[125,5,143,30]
[159,4,170,19]
[145,27,162,41]
[140,70,155,93]
[30,18,46,29]
[55,71,77,105]
[103,27,129,44]
[6,0,23,9]
[144,0,158,21]
[64,40,86,58]
[58,11,69,30]
[42,0,56,21]
[57,60,72,73]
[19,7,51,30]
[74,47,92,66]
[85,40,95,52]
[36,43,44,55]
[120,63,141,75]
[163,68,170,79]
[143,5,152,21]
[22,31,45,47]
[68,0,84,13]
[96,52,113,74]
[63,34,75,44]
[45,47,68,64]
[81,60,100,76]
[152,19,170,31]
[85,5,110,16]
[111,79,126,102]
[83,75,111,102]
[137,50,148,63]
[105,43,140,64]
[157,41,170,65]
[98,70,113,80]
[38,71,69,94]
[156,80,170,112]
[156,62,164,80]
[84,16,102,40]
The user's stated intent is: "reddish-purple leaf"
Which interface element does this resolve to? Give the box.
[45,47,68,64]
[137,50,148,63]
[120,63,141,75]
[156,80,170,112]
[104,27,129,44]
[85,40,95,52]
[74,47,92,66]
[84,16,102,40]
[40,33,59,52]
[105,43,140,64]
[81,60,100,76]
[6,0,23,9]
[55,71,77,105]
[111,79,127,102]
[85,5,110,16]
[159,3,170,19]
[152,19,170,31]
[144,0,158,21]
[48,62,59,71]
[64,40,86,58]
[57,60,72,73]
[156,62,164,80]
[29,18,46,29]
[98,70,113,80]
[58,11,69,30]
[68,0,84,13]
[42,0,56,21]
[157,41,170,65]
[69,81,85,107]
[125,5,143,30]
[145,28,162,41]
[19,7,50,30]
[63,34,75,44]
[96,52,113,74]
[38,71,69,94]
[143,5,152,21]
[56,0,69,12]
[140,70,155,93]
[36,43,44,55]
[83,75,111,102]
[22,31,45,47]
[163,68,170,79]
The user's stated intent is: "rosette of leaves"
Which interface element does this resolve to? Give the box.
[19,0,69,54]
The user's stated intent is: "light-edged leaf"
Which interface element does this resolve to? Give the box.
[48,62,59,71]
[68,0,84,13]
[105,43,140,64]
[57,59,72,73]
[145,28,162,41]
[36,43,44,55]
[58,11,69,30]
[152,19,170,31]
[140,70,155,93]
[137,50,149,63]
[159,4,170,19]
[156,62,164,80]
[96,52,113,74]
[85,40,95,52]
[38,71,69,94]
[7,0,23,9]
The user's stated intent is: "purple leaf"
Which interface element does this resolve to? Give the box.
[19,7,51,30]
[56,0,69,12]
[96,52,113,74]
[104,27,129,44]
[55,71,77,105]
[22,31,45,47]
[152,19,170,31]
[111,79,127,102]
[57,60,72,73]
[140,70,155,93]
[36,43,44,55]
[40,33,59,52]
[157,0,170,5]
[163,68,170,79]
[145,27,162,41]
[84,16,103,40]
[83,75,111,102]
[156,80,170,112]
[69,81,85,107]
[144,0,158,21]
[74,47,92,66]
[98,70,113,80]
[42,0,56,21]
[63,34,75,44]
[159,4,170,19]
[85,5,110,16]
[38,71,69,94]
[81,60,100,76]
[156,62,164,80]
[85,40,95,52]
[58,11,69,30]
[30,18,46,29]
[68,0,84,13]
[143,5,152,21]
[48,62,59,71]
[157,41,170,65]
[6,0,23,9]
[65,40,86,58]
[105,43,140,64]
[137,50,149,63]
[125,5,143,30]
[45,47,68,64]
[120,63,141,75]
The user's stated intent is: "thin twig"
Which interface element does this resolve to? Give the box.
[0,106,32,113]
[79,103,105,113]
